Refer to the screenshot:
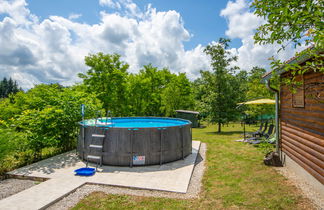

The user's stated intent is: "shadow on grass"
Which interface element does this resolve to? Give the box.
[205,131,244,136]
[194,125,207,129]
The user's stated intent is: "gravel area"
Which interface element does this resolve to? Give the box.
[0,179,39,200]
[275,167,324,210]
[47,143,206,210]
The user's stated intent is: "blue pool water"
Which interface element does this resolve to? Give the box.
[81,117,190,128]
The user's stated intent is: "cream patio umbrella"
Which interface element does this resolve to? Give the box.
[237,98,275,105]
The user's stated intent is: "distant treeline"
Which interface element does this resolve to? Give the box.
[0,77,22,98]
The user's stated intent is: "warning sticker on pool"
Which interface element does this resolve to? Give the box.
[133,155,145,165]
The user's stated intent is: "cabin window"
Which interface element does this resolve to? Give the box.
[292,75,305,108]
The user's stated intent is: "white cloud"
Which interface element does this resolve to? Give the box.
[220,0,246,17]
[68,13,82,20]
[0,0,210,89]
[0,0,35,25]
[220,0,264,40]
[0,0,302,90]
[124,2,143,18]
[100,0,144,19]
[224,12,264,39]
[220,0,301,71]
[99,0,121,9]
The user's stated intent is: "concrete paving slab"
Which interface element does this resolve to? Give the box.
[0,178,85,210]
[1,141,201,210]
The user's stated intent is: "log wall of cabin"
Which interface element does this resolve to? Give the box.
[280,71,324,185]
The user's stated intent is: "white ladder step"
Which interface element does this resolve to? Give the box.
[92,134,105,138]
[89,144,103,149]
[87,155,101,160]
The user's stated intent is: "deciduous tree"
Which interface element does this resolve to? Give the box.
[79,53,129,116]
[200,38,240,132]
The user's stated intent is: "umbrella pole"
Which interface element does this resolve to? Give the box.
[243,122,246,141]
[243,114,246,141]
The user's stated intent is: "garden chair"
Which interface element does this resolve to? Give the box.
[249,124,275,144]
[255,121,268,137]
[245,121,264,138]
[243,121,269,142]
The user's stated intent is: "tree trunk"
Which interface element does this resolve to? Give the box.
[218,122,221,133]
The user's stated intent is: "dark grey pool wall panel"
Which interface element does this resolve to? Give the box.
[77,120,192,166]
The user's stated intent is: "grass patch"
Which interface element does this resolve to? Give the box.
[73,123,311,210]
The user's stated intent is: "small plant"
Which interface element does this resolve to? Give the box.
[254,140,275,154]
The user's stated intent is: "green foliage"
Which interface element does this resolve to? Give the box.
[0,77,22,98]
[127,64,194,117]
[161,73,194,116]
[255,142,275,155]
[127,65,173,116]
[198,38,241,132]
[0,83,102,163]
[252,0,323,49]
[270,48,324,90]
[252,0,324,89]
[0,127,28,174]
[0,97,22,121]
[79,53,194,117]
[246,67,272,99]
[245,67,275,118]
[79,53,129,116]
[235,70,249,103]
[0,128,27,161]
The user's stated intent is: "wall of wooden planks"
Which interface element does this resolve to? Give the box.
[280,70,324,184]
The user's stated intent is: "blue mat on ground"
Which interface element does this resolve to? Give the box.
[74,167,96,176]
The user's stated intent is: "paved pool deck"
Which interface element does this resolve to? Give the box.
[0,141,201,210]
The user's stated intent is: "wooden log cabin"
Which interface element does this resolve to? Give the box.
[262,51,324,193]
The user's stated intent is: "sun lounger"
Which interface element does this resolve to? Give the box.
[245,122,264,137]
[246,124,275,144]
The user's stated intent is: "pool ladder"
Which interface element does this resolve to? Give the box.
[86,117,106,171]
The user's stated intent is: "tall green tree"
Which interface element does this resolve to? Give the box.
[78,53,129,116]
[246,67,274,100]
[127,64,169,116]
[126,73,146,116]
[245,67,275,118]
[127,64,193,117]
[235,70,249,103]
[161,73,194,116]
[138,65,172,116]
[200,38,240,132]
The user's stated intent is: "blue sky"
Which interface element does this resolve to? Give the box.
[0,0,298,89]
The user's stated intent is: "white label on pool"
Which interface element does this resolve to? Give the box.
[133,155,145,165]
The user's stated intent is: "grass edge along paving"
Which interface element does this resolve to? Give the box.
[73,123,312,210]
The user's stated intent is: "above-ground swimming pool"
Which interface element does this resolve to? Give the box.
[77,117,192,166]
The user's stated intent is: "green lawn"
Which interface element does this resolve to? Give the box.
[73,123,311,210]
